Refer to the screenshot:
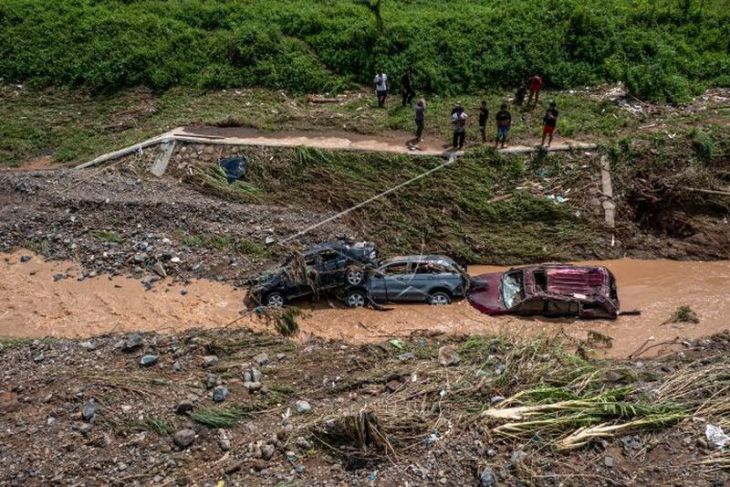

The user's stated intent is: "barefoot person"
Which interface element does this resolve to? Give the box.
[374,72,389,108]
[414,98,426,142]
[478,101,489,143]
[527,74,543,106]
[451,103,467,150]
[495,103,512,149]
[541,101,559,147]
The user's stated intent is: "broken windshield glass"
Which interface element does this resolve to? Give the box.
[501,271,524,308]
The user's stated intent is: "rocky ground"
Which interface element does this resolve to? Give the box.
[0,168,350,288]
[1,328,729,486]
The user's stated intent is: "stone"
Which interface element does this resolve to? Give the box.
[82,400,97,422]
[212,385,229,402]
[172,361,182,372]
[170,257,181,264]
[175,401,194,415]
[79,341,97,351]
[53,273,66,282]
[152,262,167,278]
[244,381,262,392]
[205,373,219,389]
[122,333,143,352]
[202,355,219,368]
[20,255,31,263]
[604,456,615,468]
[490,395,505,405]
[398,352,415,361]
[438,345,460,366]
[479,467,497,487]
[295,400,311,414]
[295,436,312,450]
[254,353,270,366]
[139,355,159,367]
[243,368,263,383]
[224,461,244,475]
[173,429,196,449]
[261,444,275,461]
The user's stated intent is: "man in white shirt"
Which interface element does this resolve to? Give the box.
[374,73,389,108]
[451,103,467,150]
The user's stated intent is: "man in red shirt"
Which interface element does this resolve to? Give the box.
[527,74,543,106]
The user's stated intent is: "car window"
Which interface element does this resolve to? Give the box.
[411,263,443,274]
[319,249,340,262]
[381,262,409,275]
[501,271,524,308]
[518,298,545,313]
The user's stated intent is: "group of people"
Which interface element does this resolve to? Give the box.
[373,70,559,150]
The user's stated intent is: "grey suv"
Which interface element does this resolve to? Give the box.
[344,255,469,307]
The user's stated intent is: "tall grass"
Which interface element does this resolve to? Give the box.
[0,0,728,101]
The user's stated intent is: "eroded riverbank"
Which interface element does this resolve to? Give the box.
[2,250,728,358]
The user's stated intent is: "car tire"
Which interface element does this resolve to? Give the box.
[345,289,367,308]
[428,291,451,306]
[265,292,286,308]
[345,267,365,286]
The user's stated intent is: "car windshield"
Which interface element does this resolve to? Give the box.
[501,271,524,308]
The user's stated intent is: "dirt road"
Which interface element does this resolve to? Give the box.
[2,250,727,358]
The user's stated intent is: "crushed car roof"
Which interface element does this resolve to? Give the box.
[381,255,458,266]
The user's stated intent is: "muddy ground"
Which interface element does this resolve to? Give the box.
[1,328,729,486]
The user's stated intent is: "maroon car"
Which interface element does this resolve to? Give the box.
[468,264,620,319]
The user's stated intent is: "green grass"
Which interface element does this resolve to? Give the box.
[91,230,123,244]
[106,416,176,436]
[179,231,270,258]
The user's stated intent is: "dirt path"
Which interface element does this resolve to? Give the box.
[2,250,727,358]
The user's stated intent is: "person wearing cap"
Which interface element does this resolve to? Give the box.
[451,103,467,150]
[541,101,559,147]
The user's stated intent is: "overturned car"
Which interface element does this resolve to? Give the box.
[246,240,378,307]
[468,264,620,319]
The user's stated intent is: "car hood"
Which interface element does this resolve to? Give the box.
[467,272,508,314]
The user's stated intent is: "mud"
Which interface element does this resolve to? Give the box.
[2,250,727,359]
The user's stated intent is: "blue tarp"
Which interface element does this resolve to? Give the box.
[219,156,248,183]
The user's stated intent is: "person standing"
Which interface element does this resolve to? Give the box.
[527,74,543,106]
[541,101,559,147]
[451,103,467,150]
[401,67,415,107]
[374,72,389,108]
[478,101,489,143]
[495,103,512,149]
[414,98,426,142]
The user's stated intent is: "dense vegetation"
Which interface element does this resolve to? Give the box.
[0,0,728,102]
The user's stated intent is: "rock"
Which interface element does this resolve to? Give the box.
[170,256,181,264]
[0,391,20,413]
[82,400,97,422]
[139,355,159,367]
[175,401,194,415]
[490,395,505,405]
[173,429,196,449]
[79,341,97,351]
[218,429,231,451]
[133,253,148,264]
[438,345,460,366]
[180,288,188,296]
[295,436,312,450]
[152,262,167,278]
[122,333,143,352]
[224,461,244,475]
[295,400,311,414]
[202,355,219,368]
[205,373,219,389]
[53,273,66,282]
[398,352,415,361]
[172,361,182,372]
[243,368,262,383]
[261,444,275,461]
[20,255,31,263]
[479,467,497,487]
[244,381,262,392]
[604,456,615,468]
[254,353,270,366]
[212,385,229,402]
[265,236,275,245]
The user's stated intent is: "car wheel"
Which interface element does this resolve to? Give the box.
[265,292,285,308]
[429,291,451,306]
[345,289,367,308]
[345,268,365,286]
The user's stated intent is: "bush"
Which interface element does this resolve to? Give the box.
[0,0,727,100]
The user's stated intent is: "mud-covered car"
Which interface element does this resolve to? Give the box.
[247,240,378,307]
[344,255,469,307]
[468,264,620,319]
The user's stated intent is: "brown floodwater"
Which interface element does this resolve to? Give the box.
[1,250,728,358]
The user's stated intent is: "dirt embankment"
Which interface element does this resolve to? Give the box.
[2,250,728,360]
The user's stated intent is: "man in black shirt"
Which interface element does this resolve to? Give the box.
[478,101,489,143]
[401,67,415,107]
[541,101,559,147]
[495,104,512,149]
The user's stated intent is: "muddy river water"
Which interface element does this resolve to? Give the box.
[1,250,728,358]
